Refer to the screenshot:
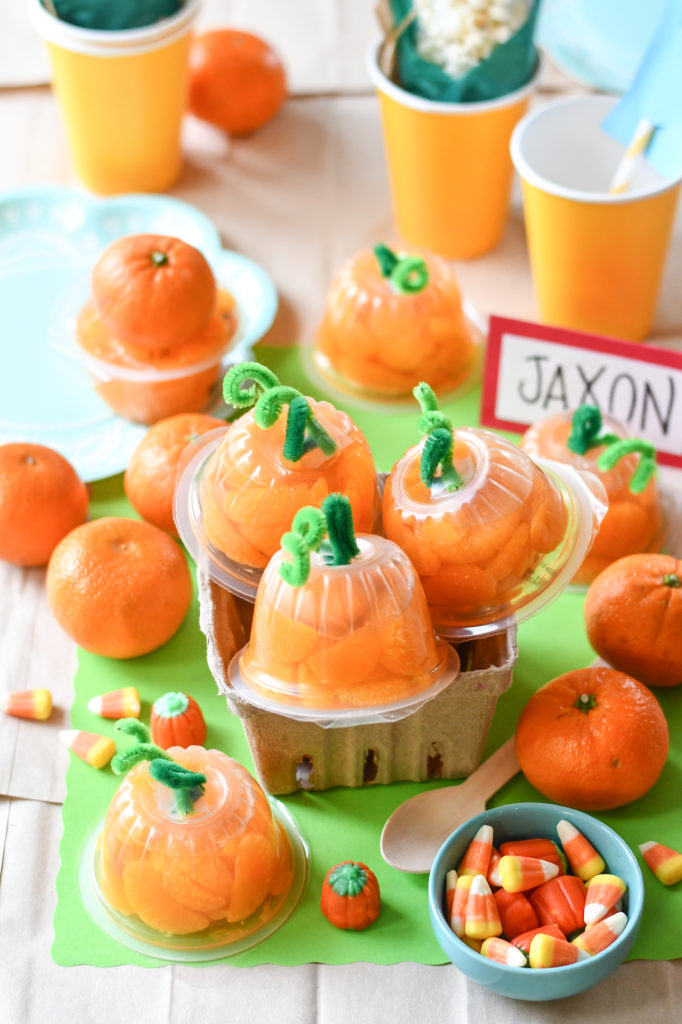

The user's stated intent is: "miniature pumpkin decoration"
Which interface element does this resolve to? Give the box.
[150,691,207,748]
[320,860,381,931]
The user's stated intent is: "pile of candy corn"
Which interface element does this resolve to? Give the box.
[444,818,630,968]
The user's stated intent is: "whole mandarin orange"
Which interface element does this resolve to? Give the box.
[515,666,669,810]
[0,443,89,567]
[91,234,216,356]
[124,412,226,535]
[46,517,193,658]
[584,553,682,688]
[188,29,287,136]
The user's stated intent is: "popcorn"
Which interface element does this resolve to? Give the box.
[415,0,531,77]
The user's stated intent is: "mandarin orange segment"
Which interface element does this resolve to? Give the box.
[422,563,498,611]
[261,609,319,664]
[123,859,212,935]
[161,859,232,915]
[483,522,532,582]
[379,605,441,677]
[305,627,382,686]
[227,833,279,923]
[98,846,132,917]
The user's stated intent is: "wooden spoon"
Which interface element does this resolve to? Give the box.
[380,738,520,874]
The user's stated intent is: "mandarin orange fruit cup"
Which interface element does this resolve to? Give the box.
[228,496,459,724]
[520,406,664,586]
[74,286,239,424]
[82,742,307,961]
[174,363,381,601]
[382,387,608,639]
[311,244,482,401]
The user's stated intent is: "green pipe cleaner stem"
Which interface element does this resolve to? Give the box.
[566,405,619,455]
[412,382,453,435]
[278,506,327,586]
[373,244,429,294]
[222,361,280,409]
[321,493,360,566]
[111,718,205,815]
[597,438,657,494]
[255,385,336,462]
[149,759,207,817]
[420,427,463,491]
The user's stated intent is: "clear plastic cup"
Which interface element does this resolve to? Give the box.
[311,247,483,402]
[520,411,664,586]
[64,288,239,424]
[81,746,308,961]
[228,533,460,726]
[174,401,382,601]
[382,427,608,638]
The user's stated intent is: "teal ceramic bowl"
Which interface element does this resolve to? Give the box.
[428,803,643,1001]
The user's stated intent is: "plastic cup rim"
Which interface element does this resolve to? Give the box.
[510,94,682,204]
[365,39,541,116]
[29,0,201,56]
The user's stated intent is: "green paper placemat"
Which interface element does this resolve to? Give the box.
[54,345,682,967]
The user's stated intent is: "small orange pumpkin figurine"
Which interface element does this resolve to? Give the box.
[320,860,381,931]
[150,691,206,748]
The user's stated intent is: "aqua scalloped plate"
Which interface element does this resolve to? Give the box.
[0,187,278,482]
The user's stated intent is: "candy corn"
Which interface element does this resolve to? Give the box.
[464,874,502,940]
[584,874,627,926]
[0,688,52,720]
[487,847,503,888]
[458,824,494,877]
[59,729,116,769]
[639,841,682,887]
[87,686,140,720]
[493,888,539,940]
[450,874,474,936]
[498,855,559,893]
[572,912,627,955]
[499,837,566,874]
[557,819,606,881]
[480,936,528,968]
[461,935,483,953]
[529,933,589,968]
[445,869,458,919]
[512,923,565,955]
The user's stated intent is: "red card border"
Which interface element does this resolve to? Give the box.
[480,315,682,469]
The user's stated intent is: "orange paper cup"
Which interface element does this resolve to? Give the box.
[29,0,199,195]
[367,43,538,260]
[511,95,682,342]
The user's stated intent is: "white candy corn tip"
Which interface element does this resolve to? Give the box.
[87,696,103,714]
[557,819,579,842]
[58,729,78,749]
[606,911,628,937]
[575,947,591,961]
[584,903,608,926]
[470,873,493,897]
[638,841,656,855]
[446,869,458,888]
[475,825,494,843]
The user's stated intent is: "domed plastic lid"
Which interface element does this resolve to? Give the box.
[383,425,608,639]
[230,522,459,726]
[80,745,308,961]
[520,406,664,586]
[308,244,484,407]
[174,364,381,601]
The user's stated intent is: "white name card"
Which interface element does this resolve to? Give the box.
[481,316,682,468]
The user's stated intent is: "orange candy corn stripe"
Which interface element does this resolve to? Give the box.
[584,874,627,926]
[464,874,502,940]
[498,855,559,893]
[458,824,493,877]
[529,933,590,968]
[487,847,503,888]
[0,688,52,720]
[59,729,116,769]
[639,841,682,886]
[88,686,141,719]
[480,936,528,968]
[450,874,474,937]
[573,912,627,955]
[557,819,605,881]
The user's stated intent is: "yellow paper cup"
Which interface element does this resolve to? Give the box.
[29,0,200,195]
[511,95,682,341]
[366,43,538,260]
